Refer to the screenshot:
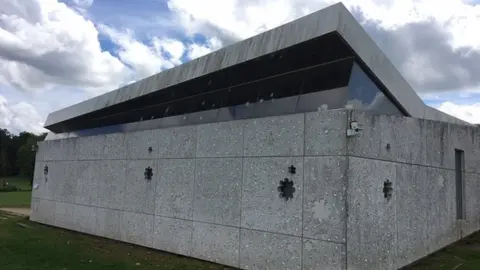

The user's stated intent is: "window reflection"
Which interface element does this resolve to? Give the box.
[62,60,407,137]
[347,63,403,115]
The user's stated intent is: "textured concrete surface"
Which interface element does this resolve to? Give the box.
[31,109,480,270]
[192,222,240,267]
[243,114,304,156]
[197,121,244,157]
[347,157,397,270]
[240,229,302,270]
[305,110,347,156]
[193,158,242,226]
[303,239,346,270]
[95,160,126,210]
[303,156,346,243]
[396,164,429,267]
[156,126,196,158]
[155,159,195,219]
[123,160,157,214]
[242,157,303,236]
[153,216,193,256]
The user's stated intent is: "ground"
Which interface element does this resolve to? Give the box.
[0,176,32,208]
[0,212,234,270]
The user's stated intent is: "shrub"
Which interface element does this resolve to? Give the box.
[0,185,18,192]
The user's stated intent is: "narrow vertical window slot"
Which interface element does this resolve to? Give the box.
[455,149,465,220]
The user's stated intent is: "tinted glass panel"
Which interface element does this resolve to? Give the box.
[347,63,403,115]
[296,87,348,113]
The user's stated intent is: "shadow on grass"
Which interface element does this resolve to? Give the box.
[402,233,480,270]
[0,213,237,270]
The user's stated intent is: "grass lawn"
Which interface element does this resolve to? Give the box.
[0,212,234,270]
[0,191,31,207]
[0,176,32,208]
[2,175,32,190]
[402,234,480,270]
[1,212,480,270]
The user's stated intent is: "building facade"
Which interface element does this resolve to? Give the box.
[31,3,480,270]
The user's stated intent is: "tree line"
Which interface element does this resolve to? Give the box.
[0,129,47,187]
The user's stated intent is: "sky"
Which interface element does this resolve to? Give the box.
[0,0,480,134]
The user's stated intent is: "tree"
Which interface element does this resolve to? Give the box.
[16,133,47,183]
[0,129,47,187]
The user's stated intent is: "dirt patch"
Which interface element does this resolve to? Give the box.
[0,207,31,216]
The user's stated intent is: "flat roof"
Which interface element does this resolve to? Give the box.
[44,2,468,130]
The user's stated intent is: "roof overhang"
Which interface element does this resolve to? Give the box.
[44,2,469,130]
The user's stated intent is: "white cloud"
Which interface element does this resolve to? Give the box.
[73,0,93,8]
[436,102,480,124]
[98,25,176,80]
[187,37,223,59]
[0,0,129,95]
[166,0,480,93]
[0,94,47,134]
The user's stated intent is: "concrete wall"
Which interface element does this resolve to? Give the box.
[31,110,348,270]
[346,110,480,270]
[31,109,480,270]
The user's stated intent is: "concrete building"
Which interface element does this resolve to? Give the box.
[30,3,480,270]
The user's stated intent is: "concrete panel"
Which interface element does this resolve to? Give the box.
[243,114,304,157]
[242,157,303,236]
[74,161,97,206]
[73,205,96,235]
[303,156,346,242]
[396,164,429,267]
[32,161,47,199]
[153,216,193,256]
[76,135,105,160]
[347,157,397,270]
[54,201,75,229]
[155,159,195,219]
[427,168,459,253]
[156,126,196,158]
[30,199,55,225]
[51,161,76,203]
[305,110,347,156]
[197,120,244,157]
[95,208,123,241]
[463,173,480,237]
[346,111,382,160]
[473,131,480,175]
[192,222,240,267]
[123,160,157,214]
[240,229,302,270]
[193,158,242,226]
[35,141,46,161]
[103,133,126,159]
[121,212,154,247]
[96,160,126,210]
[424,120,451,169]
[29,198,41,222]
[303,239,346,270]
[450,124,476,173]
[347,112,426,165]
[45,138,77,161]
[126,130,157,159]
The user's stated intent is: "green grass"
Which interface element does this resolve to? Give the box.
[2,175,32,190]
[403,233,480,270]
[0,176,32,208]
[0,213,234,270]
[1,211,480,270]
[0,191,32,207]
